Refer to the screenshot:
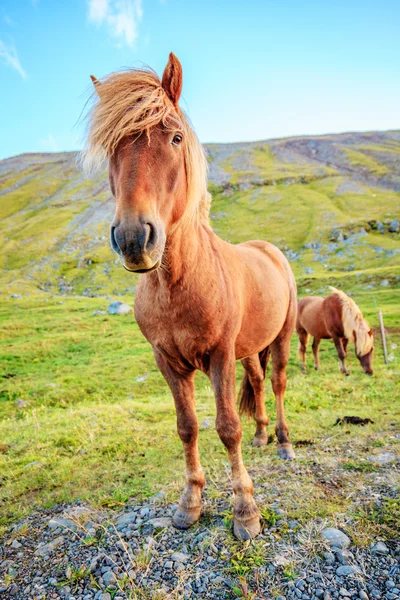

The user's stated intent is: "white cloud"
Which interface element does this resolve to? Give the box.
[40,134,60,153]
[0,40,27,79]
[87,0,143,47]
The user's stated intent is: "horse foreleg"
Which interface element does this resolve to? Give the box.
[271,336,296,460]
[241,355,269,447]
[312,337,321,370]
[210,349,260,541]
[333,337,349,375]
[154,351,205,530]
[297,328,309,372]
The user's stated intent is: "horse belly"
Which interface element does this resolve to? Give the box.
[300,300,328,338]
[234,280,289,359]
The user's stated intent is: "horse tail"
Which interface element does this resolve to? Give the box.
[238,347,270,417]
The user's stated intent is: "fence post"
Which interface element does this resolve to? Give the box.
[378,310,388,365]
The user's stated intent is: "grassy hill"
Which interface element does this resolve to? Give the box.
[0,130,399,552]
[1,130,399,298]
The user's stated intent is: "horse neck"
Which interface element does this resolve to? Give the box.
[155,218,210,286]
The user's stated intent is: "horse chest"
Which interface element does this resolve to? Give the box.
[134,286,225,366]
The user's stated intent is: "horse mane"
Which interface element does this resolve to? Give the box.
[328,287,373,356]
[81,67,211,226]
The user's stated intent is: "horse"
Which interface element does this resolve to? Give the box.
[83,53,297,540]
[296,287,374,375]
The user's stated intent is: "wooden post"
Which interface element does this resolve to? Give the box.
[378,310,388,365]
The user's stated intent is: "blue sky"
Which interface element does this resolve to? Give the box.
[0,0,399,159]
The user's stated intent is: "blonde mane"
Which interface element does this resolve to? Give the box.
[329,287,373,356]
[81,68,211,225]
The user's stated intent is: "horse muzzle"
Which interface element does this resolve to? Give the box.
[110,218,165,273]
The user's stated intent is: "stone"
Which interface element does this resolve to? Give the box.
[148,517,172,528]
[92,310,106,316]
[336,565,359,576]
[388,219,399,233]
[386,582,395,590]
[48,517,77,531]
[170,551,190,563]
[322,528,351,549]
[340,589,351,597]
[102,571,117,586]
[11,539,22,549]
[359,592,369,600]
[200,419,211,429]
[100,594,112,600]
[107,301,133,315]
[334,549,353,565]
[115,512,137,530]
[316,591,324,599]
[322,551,336,565]
[372,541,389,555]
[35,536,65,556]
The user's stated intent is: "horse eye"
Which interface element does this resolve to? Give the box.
[171,134,182,146]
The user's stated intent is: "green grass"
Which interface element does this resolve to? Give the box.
[0,289,399,528]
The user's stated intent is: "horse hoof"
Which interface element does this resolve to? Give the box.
[252,434,269,447]
[277,443,296,460]
[172,506,201,530]
[301,365,307,373]
[233,516,261,540]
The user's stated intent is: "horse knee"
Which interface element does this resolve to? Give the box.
[177,418,198,445]
[216,414,242,450]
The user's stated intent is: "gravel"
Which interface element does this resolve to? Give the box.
[1,496,398,600]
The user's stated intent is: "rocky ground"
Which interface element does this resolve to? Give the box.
[1,442,399,600]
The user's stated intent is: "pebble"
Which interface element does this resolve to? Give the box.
[170,551,190,563]
[322,528,351,549]
[11,539,22,549]
[359,592,369,600]
[322,551,336,565]
[372,541,390,555]
[34,536,65,557]
[336,565,359,576]
[386,582,395,590]
[148,517,172,528]
[335,549,354,565]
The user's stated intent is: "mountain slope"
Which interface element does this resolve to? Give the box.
[0,130,399,297]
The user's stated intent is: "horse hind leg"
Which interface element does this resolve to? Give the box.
[297,328,309,372]
[210,349,260,540]
[271,312,296,460]
[240,349,270,447]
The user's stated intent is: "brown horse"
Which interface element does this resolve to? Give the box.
[297,287,374,375]
[83,53,297,540]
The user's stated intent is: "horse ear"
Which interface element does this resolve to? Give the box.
[90,75,103,97]
[161,52,183,106]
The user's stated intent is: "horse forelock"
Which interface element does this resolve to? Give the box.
[328,287,373,356]
[81,67,210,226]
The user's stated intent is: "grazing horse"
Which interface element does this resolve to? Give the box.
[83,53,297,540]
[296,287,373,375]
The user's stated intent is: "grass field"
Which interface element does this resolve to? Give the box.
[1,286,399,537]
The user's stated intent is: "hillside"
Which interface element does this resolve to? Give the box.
[0,130,399,298]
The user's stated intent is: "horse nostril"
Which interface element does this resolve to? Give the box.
[144,221,157,251]
[110,226,120,253]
